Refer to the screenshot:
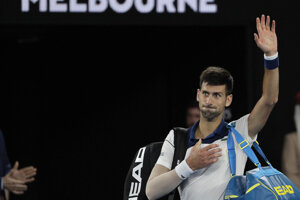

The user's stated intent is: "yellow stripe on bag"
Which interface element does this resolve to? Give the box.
[246,183,260,194]
[224,195,239,199]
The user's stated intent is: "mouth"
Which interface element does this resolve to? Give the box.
[203,106,216,110]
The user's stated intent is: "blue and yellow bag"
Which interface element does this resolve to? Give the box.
[224,125,300,200]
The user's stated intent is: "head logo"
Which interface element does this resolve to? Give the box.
[128,147,145,200]
[274,185,294,196]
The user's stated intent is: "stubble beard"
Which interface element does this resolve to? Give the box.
[200,107,222,122]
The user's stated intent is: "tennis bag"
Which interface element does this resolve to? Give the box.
[224,124,300,200]
[123,127,188,200]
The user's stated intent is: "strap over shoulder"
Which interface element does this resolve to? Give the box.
[171,127,189,169]
[227,124,272,176]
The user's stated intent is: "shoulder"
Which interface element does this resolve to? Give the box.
[229,114,254,141]
[165,129,175,146]
[284,132,297,140]
[165,127,189,146]
[229,114,250,129]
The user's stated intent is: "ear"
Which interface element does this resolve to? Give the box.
[196,89,200,102]
[225,94,233,107]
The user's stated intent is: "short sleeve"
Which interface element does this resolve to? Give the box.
[233,114,257,145]
[156,130,175,170]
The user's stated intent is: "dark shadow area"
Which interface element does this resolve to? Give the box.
[1,25,248,199]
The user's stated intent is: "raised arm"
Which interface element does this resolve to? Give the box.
[248,14,279,138]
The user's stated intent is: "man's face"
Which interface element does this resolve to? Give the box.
[197,82,232,121]
[186,107,200,127]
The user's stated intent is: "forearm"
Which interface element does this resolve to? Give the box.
[248,54,279,137]
[4,189,9,200]
[261,66,279,106]
[146,170,182,200]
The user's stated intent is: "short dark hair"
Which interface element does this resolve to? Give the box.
[199,66,234,95]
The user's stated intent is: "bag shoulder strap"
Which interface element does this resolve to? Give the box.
[227,124,270,176]
[166,127,189,200]
[252,141,273,167]
[171,127,189,169]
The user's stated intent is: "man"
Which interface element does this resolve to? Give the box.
[185,101,200,128]
[0,129,37,200]
[146,14,279,200]
[282,92,300,188]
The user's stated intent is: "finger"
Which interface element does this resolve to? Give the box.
[256,17,262,34]
[10,183,28,191]
[20,166,36,171]
[194,139,202,150]
[24,177,35,183]
[16,184,27,190]
[266,15,270,30]
[206,148,222,156]
[201,143,219,151]
[261,14,266,30]
[13,188,27,192]
[13,161,19,170]
[254,33,261,46]
[20,166,35,172]
[9,178,27,184]
[26,171,37,178]
[271,20,276,33]
[211,152,222,158]
[22,168,37,175]
[12,190,25,195]
[207,158,219,165]
[254,33,259,41]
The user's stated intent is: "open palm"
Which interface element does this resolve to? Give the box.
[254,15,278,56]
[10,161,37,183]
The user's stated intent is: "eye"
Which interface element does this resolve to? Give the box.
[214,93,221,98]
[202,91,209,96]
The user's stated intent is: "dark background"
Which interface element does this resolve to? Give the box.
[1,1,300,199]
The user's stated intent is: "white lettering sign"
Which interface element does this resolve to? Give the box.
[21,0,218,13]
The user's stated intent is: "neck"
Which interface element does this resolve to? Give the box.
[195,115,223,139]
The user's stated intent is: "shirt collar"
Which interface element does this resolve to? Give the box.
[188,118,229,148]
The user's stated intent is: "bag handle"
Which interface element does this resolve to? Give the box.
[229,125,273,167]
[252,141,273,167]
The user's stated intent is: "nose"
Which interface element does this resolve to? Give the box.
[205,95,212,104]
